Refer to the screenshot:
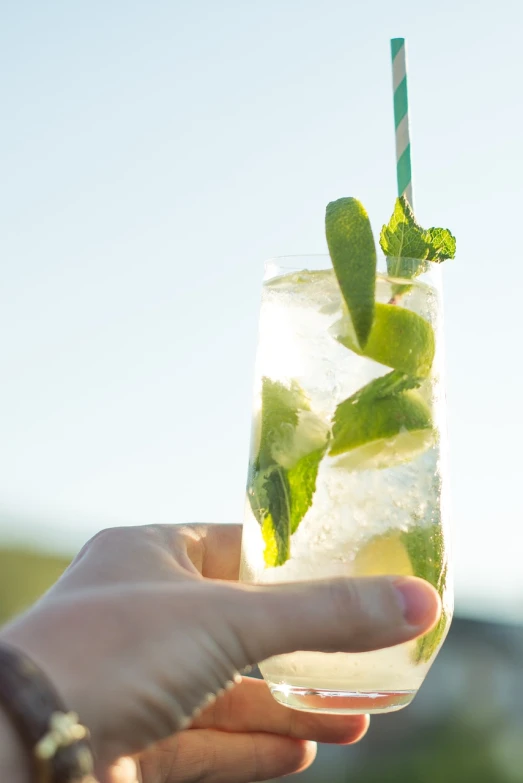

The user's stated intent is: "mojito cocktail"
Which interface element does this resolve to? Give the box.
[240,197,455,714]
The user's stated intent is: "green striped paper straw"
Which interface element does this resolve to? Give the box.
[391,38,413,207]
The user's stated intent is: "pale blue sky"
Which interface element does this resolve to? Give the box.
[1,0,522,620]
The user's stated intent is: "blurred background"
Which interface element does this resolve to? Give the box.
[2,1,523,780]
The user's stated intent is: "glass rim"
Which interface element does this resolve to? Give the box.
[264,254,443,287]
[265,253,438,263]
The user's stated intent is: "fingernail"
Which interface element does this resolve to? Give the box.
[394,578,440,627]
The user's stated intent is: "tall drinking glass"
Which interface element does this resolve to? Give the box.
[240,255,452,714]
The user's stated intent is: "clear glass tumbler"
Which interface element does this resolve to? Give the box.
[240,255,453,714]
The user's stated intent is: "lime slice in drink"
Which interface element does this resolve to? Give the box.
[332,302,435,378]
[353,526,449,663]
[329,382,435,471]
[352,531,414,577]
[325,197,376,348]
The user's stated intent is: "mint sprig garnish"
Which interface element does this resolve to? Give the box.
[380,197,456,280]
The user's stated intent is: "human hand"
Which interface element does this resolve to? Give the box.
[0,524,440,783]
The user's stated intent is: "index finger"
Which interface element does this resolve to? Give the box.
[191,676,369,744]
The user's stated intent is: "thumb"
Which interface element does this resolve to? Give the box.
[225,576,441,668]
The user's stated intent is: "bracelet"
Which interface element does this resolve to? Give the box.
[0,644,97,783]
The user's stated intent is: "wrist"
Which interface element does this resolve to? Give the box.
[0,705,30,783]
[0,606,105,765]
[0,636,96,783]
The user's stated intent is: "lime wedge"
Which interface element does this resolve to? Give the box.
[329,385,435,471]
[325,198,376,348]
[353,526,450,663]
[332,303,435,378]
[352,531,414,577]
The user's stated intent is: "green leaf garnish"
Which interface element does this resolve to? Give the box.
[248,378,329,566]
[325,197,376,348]
[248,451,325,567]
[348,370,423,405]
[380,196,456,279]
[288,448,325,534]
[424,226,457,262]
[258,465,291,567]
[329,372,433,471]
[257,378,310,470]
[401,523,450,662]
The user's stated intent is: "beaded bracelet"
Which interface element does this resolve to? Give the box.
[0,644,97,783]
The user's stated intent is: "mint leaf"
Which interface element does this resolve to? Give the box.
[424,226,457,262]
[260,465,291,567]
[248,378,329,566]
[380,198,430,261]
[247,464,291,566]
[247,464,277,526]
[248,451,325,567]
[330,371,424,455]
[349,370,423,406]
[414,578,449,662]
[329,372,433,470]
[258,378,309,470]
[262,514,289,568]
[380,197,456,279]
[401,524,449,663]
[288,447,325,534]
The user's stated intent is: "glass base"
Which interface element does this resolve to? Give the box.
[269,684,416,714]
